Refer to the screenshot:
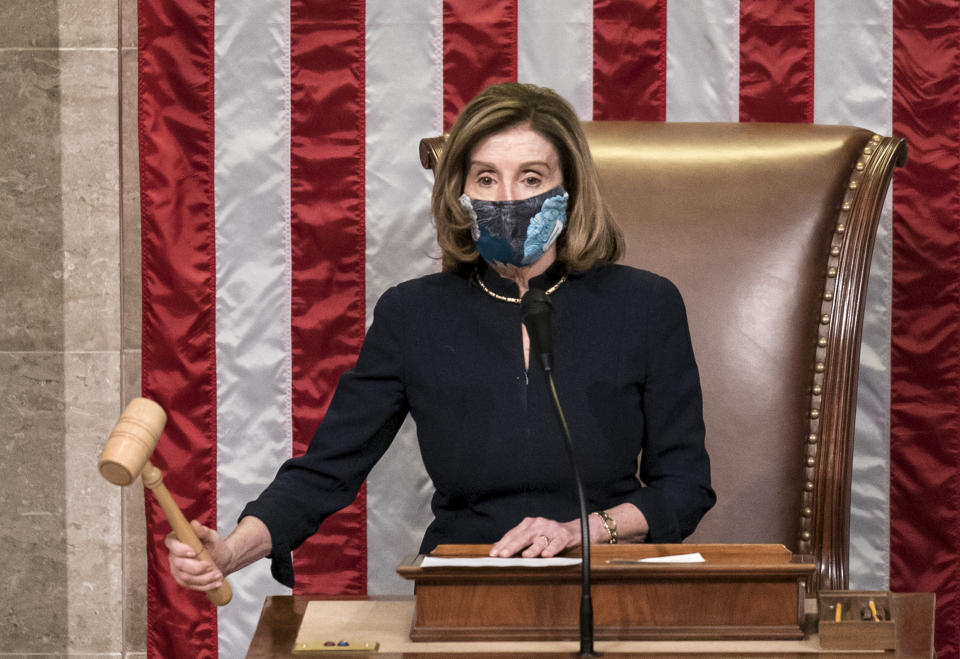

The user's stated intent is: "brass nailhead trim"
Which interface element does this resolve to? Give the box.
[802,147,868,556]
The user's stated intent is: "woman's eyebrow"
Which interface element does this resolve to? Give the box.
[518,160,551,171]
[467,160,554,174]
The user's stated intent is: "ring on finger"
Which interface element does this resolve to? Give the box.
[537,534,551,545]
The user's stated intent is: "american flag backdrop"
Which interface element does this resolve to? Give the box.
[137,1,960,656]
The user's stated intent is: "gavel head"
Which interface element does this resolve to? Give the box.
[98,397,167,486]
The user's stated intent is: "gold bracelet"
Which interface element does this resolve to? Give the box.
[592,510,618,544]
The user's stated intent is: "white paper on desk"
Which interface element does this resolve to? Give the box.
[420,556,582,568]
[637,552,705,563]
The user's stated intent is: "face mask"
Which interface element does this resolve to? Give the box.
[459,185,568,268]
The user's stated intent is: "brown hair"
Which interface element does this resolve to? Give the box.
[431,82,624,273]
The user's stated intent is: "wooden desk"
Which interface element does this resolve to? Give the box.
[245,593,934,658]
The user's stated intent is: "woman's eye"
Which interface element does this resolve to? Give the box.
[477,175,495,186]
[523,176,542,186]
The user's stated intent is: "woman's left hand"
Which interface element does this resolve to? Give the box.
[489,516,582,558]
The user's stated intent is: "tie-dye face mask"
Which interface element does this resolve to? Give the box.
[459,185,568,268]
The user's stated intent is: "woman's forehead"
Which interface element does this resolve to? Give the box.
[468,123,560,168]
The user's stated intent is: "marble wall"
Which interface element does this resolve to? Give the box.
[0,0,146,655]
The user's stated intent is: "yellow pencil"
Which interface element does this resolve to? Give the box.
[868,599,880,622]
[835,603,842,622]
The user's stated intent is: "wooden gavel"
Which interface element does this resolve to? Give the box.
[98,397,233,606]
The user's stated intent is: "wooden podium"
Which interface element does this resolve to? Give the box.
[397,544,816,642]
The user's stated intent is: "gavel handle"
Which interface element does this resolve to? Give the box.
[141,461,233,606]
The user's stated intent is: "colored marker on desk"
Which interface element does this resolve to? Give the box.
[293,639,379,653]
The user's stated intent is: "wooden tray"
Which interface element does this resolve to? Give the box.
[818,590,895,651]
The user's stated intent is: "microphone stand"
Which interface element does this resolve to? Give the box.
[547,372,598,657]
[522,289,598,657]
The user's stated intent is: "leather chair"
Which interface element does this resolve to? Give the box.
[419,122,906,593]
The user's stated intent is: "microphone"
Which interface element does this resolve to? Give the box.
[520,288,554,372]
[521,288,597,657]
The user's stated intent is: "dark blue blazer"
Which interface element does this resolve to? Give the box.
[243,262,715,587]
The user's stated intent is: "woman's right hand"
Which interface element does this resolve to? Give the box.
[165,520,233,592]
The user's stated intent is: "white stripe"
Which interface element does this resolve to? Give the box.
[814,0,893,590]
[518,0,594,120]
[666,0,740,122]
[214,0,293,653]
[364,0,443,595]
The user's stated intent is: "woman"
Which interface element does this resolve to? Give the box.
[167,83,715,592]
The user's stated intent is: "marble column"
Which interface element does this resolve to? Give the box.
[0,0,146,655]
[120,0,148,653]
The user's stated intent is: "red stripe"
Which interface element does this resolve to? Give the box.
[592,0,666,121]
[442,0,518,131]
[890,2,960,655]
[739,0,814,123]
[289,0,368,595]
[138,0,218,656]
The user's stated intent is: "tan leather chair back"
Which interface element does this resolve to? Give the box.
[420,122,906,592]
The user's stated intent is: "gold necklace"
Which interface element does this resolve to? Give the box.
[474,273,567,304]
